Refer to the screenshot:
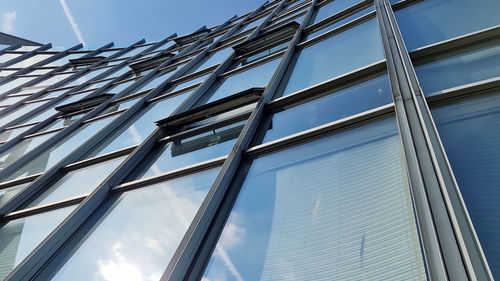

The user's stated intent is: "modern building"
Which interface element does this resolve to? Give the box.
[0,0,498,280]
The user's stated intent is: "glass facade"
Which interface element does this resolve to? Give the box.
[0,0,497,280]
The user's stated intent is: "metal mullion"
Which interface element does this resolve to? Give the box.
[382,1,494,279]
[376,0,492,280]
[63,145,135,171]
[0,44,51,69]
[0,42,114,124]
[0,20,238,280]
[0,44,21,57]
[0,43,84,97]
[167,0,317,280]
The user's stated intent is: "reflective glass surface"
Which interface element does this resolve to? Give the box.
[84,91,191,159]
[26,156,126,208]
[203,118,427,280]
[307,5,374,40]
[134,121,244,180]
[0,132,58,171]
[416,42,500,95]
[261,74,392,143]
[0,182,30,207]
[3,115,118,182]
[281,19,384,96]
[313,0,361,24]
[194,47,234,72]
[396,0,500,51]
[38,169,220,281]
[205,57,281,103]
[432,93,500,278]
[0,206,76,280]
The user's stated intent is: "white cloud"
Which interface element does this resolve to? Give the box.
[1,12,16,33]
[59,0,87,46]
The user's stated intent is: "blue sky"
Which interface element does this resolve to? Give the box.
[0,0,265,50]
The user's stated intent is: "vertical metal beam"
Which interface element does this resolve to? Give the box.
[0,43,51,69]
[161,0,319,280]
[375,0,492,280]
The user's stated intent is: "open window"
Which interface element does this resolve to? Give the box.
[173,26,212,45]
[129,51,174,74]
[55,93,114,115]
[69,56,106,70]
[233,22,299,65]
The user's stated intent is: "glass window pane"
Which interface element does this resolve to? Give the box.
[0,182,30,207]
[204,57,281,103]
[313,0,361,24]
[396,0,500,51]
[261,74,392,143]
[415,42,500,95]
[3,115,118,182]
[0,132,58,171]
[307,5,374,40]
[431,93,500,278]
[280,19,384,96]
[0,205,76,280]
[38,169,220,281]
[26,156,126,208]
[193,47,234,72]
[84,91,192,159]
[133,121,244,180]
[203,117,427,280]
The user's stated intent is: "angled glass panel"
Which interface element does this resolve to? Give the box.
[307,5,374,40]
[415,41,500,95]
[83,91,192,159]
[312,0,361,24]
[36,168,220,281]
[0,131,58,171]
[431,93,500,279]
[0,205,76,280]
[132,121,245,180]
[3,114,118,182]
[260,74,392,143]
[193,46,234,72]
[396,0,500,51]
[204,57,281,104]
[280,19,384,96]
[0,182,30,208]
[25,156,126,208]
[203,117,427,280]
[240,15,268,33]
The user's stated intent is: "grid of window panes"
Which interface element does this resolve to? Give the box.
[0,0,497,280]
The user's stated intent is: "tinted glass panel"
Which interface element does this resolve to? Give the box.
[261,74,392,143]
[3,115,118,181]
[396,0,500,51]
[432,93,500,278]
[194,47,233,72]
[203,118,427,280]
[416,42,500,95]
[38,169,220,281]
[0,132,58,171]
[26,156,126,208]
[0,182,30,208]
[307,5,374,40]
[313,0,361,24]
[281,19,384,96]
[84,91,191,159]
[0,206,76,280]
[205,57,281,103]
